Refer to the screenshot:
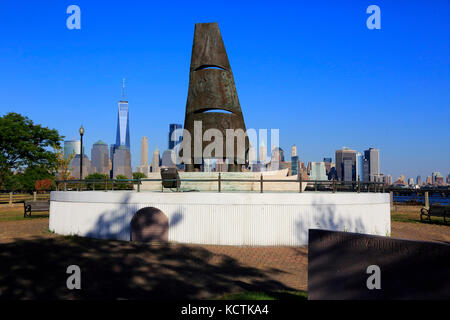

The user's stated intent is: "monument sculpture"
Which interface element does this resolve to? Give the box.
[182,22,249,172]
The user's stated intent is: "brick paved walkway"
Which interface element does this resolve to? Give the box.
[0,215,448,299]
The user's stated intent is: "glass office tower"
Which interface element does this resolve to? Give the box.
[115,100,130,149]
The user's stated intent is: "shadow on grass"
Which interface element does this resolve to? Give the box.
[218,290,307,300]
[0,235,295,300]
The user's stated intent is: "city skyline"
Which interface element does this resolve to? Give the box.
[2,1,449,179]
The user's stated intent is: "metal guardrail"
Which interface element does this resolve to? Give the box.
[53,176,387,194]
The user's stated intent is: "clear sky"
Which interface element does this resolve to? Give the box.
[1,0,449,180]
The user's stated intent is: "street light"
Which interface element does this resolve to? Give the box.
[79,125,84,185]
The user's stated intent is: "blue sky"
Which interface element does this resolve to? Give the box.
[1,0,449,180]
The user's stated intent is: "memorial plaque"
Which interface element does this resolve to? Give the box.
[308,229,450,300]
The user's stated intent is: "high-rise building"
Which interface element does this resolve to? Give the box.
[168,124,182,150]
[408,178,415,186]
[115,100,130,149]
[259,142,267,165]
[383,175,392,186]
[161,150,176,168]
[70,154,91,179]
[343,159,353,181]
[248,145,257,166]
[364,148,380,182]
[356,153,364,181]
[151,148,160,173]
[64,140,81,159]
[136,136,150,176]
[416,175,422,186]
[308,162,328,181]
[431,172,442,184]
[291,145,297,158]
[112,146,132,178]
[447,174,450,184]
[115,80,130,149]
[335,147,356,181]
[90,140,109,175]
[291,156,299,176]
[426,176,432,185]
[140,137,149,167]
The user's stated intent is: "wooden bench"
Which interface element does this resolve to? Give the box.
[420,204,449,224]
[24,200,50,217]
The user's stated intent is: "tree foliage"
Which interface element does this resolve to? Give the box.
[0,112,63,190]
[132,172,147,179]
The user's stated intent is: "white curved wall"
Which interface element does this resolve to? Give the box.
[49,191,390,246]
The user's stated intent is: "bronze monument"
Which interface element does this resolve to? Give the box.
[183,22,249,172]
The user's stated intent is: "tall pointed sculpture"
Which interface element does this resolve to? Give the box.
[183,22,249,172]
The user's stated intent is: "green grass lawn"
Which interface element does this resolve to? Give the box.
[217,290,307,300]
[391,211,448,226]
[0,209,49,222]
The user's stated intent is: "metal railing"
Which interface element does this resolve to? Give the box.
[54,176,386,194]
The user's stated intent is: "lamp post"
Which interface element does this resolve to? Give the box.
[79,125,84,188]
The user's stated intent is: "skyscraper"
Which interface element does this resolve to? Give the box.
[161,150,176,168]
[70,154,91,179]
[335,147,356,181]
[64,140,81,159]
[343,159,353,181]
[259,142,267,165]
[168,124,182,150]
[383,175,392,186]
[151,148,160,173]
[291,145,297,158]
[308,162,328,181]
[140,137,149,167]
[136,136,150,176]
[91,140,109,175]
[364,148,380,182]
[356,152,364,181]
[112,146,132,178]
[115,80,130,150]
[416,175,422,186]
[291,156,299,176]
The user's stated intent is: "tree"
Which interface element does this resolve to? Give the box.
[133,172,147,179]
[115,174,132,190]
[85,173,109,190]
[54,144,74,180]
[85,173,109,180]
[0,112,63,189]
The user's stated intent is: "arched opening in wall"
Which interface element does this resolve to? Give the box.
[130,207,169,242]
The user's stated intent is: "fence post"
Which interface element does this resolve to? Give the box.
[425,191,429,208]
[64,182,67,191]
[299,174,302,193]
[260,174,263,193]
[332,178,336,193]
[357,177,361,193]
[9,192,13,206]
[137,178,141,192]
[104,179,107,192]
[92,181,95,191]
[314,180,318,192]
[390,191,395,212]
[218,173,221,193]
[33,191,37,201]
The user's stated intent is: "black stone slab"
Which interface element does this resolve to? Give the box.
[308,229,450,300]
